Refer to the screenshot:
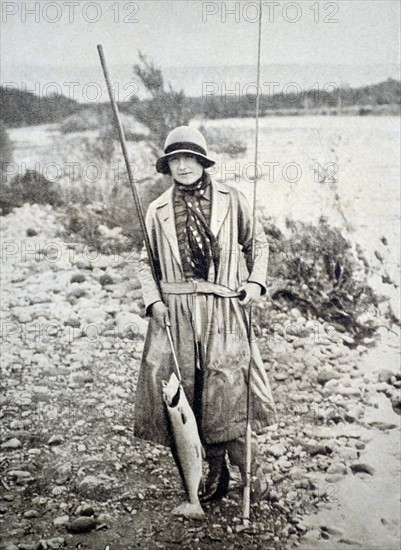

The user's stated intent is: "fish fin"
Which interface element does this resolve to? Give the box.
[201,445,206,460]
[170,385,181,408]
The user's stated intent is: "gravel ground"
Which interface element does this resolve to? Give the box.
[1,204,400,550]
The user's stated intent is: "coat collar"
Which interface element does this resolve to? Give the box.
[154,180,231,269]
[210,180,230,237]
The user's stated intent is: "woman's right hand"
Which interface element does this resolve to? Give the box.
[151,301,170,328]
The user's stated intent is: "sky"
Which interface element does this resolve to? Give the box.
[2,0,400,67]
[1,0,400,97]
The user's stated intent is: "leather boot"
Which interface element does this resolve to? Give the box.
[226,438,273,501]
[199,443,230,503]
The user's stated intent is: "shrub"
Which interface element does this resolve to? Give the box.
[0,120,13,171]
[0,121,15,213]
[130,52,192,154]
[0,169,62,214]
[258,216,385,342]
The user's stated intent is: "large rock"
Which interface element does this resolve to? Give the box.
[67,516,96,534]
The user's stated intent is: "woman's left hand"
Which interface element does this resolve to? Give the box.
[237,282,262,307]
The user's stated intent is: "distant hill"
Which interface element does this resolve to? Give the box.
[1,87,79,127]
[1,78,400,128]
[193,78,401,118]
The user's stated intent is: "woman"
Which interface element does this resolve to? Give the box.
[134,126,276,503]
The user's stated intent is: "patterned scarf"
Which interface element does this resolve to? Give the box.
[174,173,219,280]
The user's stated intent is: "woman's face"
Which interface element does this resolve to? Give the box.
[167,153,203,185]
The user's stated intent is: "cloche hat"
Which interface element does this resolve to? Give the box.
[156,126,216,174]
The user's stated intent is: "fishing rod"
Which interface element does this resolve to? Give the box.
[243,0,264,527]
[97,44,182,382]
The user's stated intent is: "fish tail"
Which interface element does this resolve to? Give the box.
[172,501,205,520]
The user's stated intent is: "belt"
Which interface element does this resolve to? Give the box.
[160,281,240,298]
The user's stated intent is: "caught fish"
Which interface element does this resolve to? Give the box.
[162,372,205,520]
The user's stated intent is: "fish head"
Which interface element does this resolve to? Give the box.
[162,372,181,407]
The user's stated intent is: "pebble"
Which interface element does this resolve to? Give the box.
[368,421,397,431]
[55,462,72,483]
[317,369,340,385]
[356,345,368,354]
[48,434,64,446]
[97,513,113,524]
[67,516,96,534]
[391,396,401,414]
[74,259,92,270]
[268,443,287,458]
[277,459,292,470]
[307,443,333,456]
[378,369,396,384]
[76,504,95,516]
[53,514,70,526]
[299,527,321,544]
[338,538,363,546]
[37,538,65,549]
[67,288,86,301]
[345,405,364,422]
[339,334,355,345]
[23,509,40,518]
[1,438,22,449]
[16,311,33,323]
[8,470,32,481]
[321,525,344,536]
[325,474,345,483]
[326,462,347,475]
[78,475,105,495]
[70,273,86,283]
[99,274,115,286]
[30,292,52,304]
[113,425,127,433]
[52,486,67,496]
[292,339,306,349]
[350,463,375,475]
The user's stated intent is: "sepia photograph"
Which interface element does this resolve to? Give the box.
[1,1,400,548]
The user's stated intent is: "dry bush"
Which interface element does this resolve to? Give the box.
[0,169,62,214]
[257,216,388,342]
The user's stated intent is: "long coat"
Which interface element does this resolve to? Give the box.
[134,180,276,447]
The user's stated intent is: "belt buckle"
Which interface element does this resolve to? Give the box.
[189,277,198,294]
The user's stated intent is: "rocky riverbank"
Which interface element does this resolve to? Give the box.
[1,204,400,550]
